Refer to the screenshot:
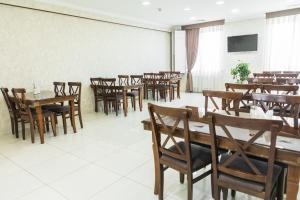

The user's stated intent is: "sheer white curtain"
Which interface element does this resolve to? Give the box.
[192,25,224,92]
[264,14,300,71]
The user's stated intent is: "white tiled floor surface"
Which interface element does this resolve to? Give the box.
[0,93,298,200]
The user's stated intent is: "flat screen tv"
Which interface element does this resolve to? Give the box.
[227,34,258,52]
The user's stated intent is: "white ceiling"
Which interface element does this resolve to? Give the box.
[34,0,300,27]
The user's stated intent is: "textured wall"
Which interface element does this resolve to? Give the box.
[0,4,171,134]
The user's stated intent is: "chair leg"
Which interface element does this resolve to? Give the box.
[29,120,35,143]
[222,188,228,200]
[276,168,287,200]
[10,117,15,135]
[21,121,25,140]
[159,164,164,200]
[180,173,184,184]
[45,117,50,132]
[133,96,136,111]
[187,172,193,200]
[50,114,57,136]
[14,118,19,138]
[95,98,99,112]
[62,113,67,134]
[115,101,118,116]
[231,190,236,198]
[78,109,83,128]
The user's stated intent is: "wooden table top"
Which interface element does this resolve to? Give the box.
[22,91,76,106]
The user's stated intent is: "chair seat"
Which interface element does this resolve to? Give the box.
[219,154,282,192]
[43,104,70,113]
[160,141,211,171]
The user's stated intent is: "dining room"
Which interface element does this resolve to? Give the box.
[1,0,300,200]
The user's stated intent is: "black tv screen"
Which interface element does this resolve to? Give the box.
[227,34,258,52]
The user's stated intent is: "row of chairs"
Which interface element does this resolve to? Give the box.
[248,77,300,85]
[263,71,300,74]
[149,103,285,200]
[1,82,82,143]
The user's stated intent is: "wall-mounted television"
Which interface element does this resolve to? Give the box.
[227,34,258,52]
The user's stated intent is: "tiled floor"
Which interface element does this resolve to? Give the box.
[0,93,298,200]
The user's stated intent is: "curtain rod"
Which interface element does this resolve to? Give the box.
[181,19,225,30]
[0,2,171,33]
[266,7,300,19]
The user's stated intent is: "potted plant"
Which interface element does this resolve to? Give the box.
[231,62,251,83]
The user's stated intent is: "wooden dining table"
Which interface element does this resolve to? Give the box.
[22,91,77,144]
[142,114,300,200]
[90,84,144,117]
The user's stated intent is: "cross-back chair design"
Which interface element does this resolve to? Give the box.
[90,77,103,112]
[1,88,21,137]
[11,88,56,143]
[261,84,299,95]
[252,93,300,135]
[143,73,155,100]
[118,75,129,86]
[130,75,143,85]
[208,112,284,200]
[154,74,172,102]
[202,90,243,116]
[101,78,123,116]
[144,73,154,79]
[225,83,259,112]
[148,103,212,200]
[68,82,83,128]
[53,82,66,97]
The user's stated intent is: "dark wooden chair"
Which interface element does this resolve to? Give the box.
[11,88,56,143]
[154,73,173,102]
[90,77,103,112]
[202,90,243,116]
[253,73,274,78]
[130,75,143,85]
[119,75,138,111]
[102,78,123,116]
[171,72,181,99]
[283,71,300,74]
[275,73,299,79]
[252,93,300,137]
[207,112,285,200]
[144,73,155,100]
[263,71,281,74]
[225,83,259,113]
[248,78,275,84]
[261,84,299,95]
[1,88,21,137]
[68,82,83,128]
[277,78,300,85]
[148,103,212,200]
[44,82,73,134]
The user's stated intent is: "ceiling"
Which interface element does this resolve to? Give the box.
[34,0,300,27]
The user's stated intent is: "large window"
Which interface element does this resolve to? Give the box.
[192,25,224,92]
[264,14,300,71]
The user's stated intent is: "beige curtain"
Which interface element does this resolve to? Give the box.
[185,28,199,92]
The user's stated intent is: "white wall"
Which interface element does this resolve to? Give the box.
[224,18,266,80]
[0,4,171,134]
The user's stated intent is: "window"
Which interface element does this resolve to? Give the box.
[264,14,300,71]
[192,25,224,92]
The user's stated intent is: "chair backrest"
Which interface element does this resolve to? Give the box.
[208,112,282,199]
[202,90,243,116]
[159,71,171,79]
[11,88,29,116]
[144,73,154,79]
[263,71,281,74]
[275,73,299,79]
[53,82,66,97]
[118,75,129,86]
[252,93,300,129]
[90,77,102,86]
[283,71,300,74]
[153,73,165,80]
[130,75,143,85]
[148,103,193,169]
[248,78,275,84]
[261,84,299,95]
[68,82,81,105]
[253,73,274,78]
[1,87,13,112]
[101,78,116,96]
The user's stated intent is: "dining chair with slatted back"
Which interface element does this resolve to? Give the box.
[202,90,243,116]
[90,77,103,112]
[101,78,122,116]
[12,88,56,142]
[118,75,129,86]
[68,82,83,128]
[130,75,143,85]
[143,74,155,100]
[276,73,299,79]
[252,93,300,137]
[225,83,260,113]
[53,82,66,97]
[144,73,154,79]
[1,88,20,137]
[148,103,212,200]
[207,112,284,200]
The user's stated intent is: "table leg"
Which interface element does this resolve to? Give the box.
[152,141,159,195]
[286,165,300,200]
[35,105,45,144]
[69,99,77,133]
[139,87,143,111]
[123,89,128,117]
[177,80,180,98]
